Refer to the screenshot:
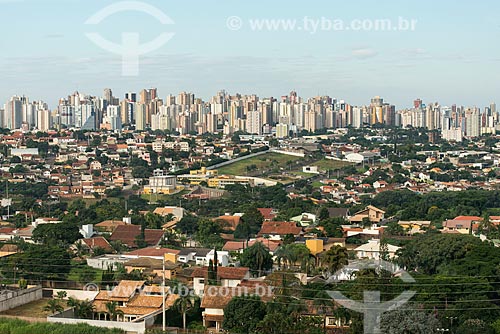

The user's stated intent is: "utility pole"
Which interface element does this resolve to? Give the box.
[162,255,166,332]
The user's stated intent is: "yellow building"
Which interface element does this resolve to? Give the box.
[190,167,218,176]
[306,239,324,256]
[208,176,254,189]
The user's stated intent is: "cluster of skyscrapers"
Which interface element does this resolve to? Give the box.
[0,90,497,140]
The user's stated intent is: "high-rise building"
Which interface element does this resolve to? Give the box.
[276,123,289,138]
[5,96,23,129]
[465,107,481,138]
[136,103,147,130]
[246,110,262,135]
[37,109,52,131]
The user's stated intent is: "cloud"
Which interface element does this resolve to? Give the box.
[351,48,378,59]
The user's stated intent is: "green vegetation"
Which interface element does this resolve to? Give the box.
[367,189,500,223]
[240,242,273,276]
[218,152,302,176]
[0,318,124,334]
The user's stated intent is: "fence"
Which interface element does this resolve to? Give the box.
[0,285,42,313]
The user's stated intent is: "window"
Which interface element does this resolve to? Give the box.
[328,317,336,326]
[199,279,205,284]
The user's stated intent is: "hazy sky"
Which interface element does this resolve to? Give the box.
[1,0,499,108]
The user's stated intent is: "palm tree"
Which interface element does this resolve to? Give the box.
[77,300,95,319]
[44,299,63,315]
[479,213,495,236]
[105,301,124,321]
[301,254,317,276]
[173,286,199,330]
[253,242,271,276]
[67,296,79,309]
[67,298,95,319]
[320,245,349,276]
[274,246,291,270]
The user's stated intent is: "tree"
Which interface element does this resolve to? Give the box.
[241,206,264,235]
[177,215,199,235]
[195,219,224,248]
[240,242,273,276]
[318,207,330,221]
[319,245,348,276]
[44,299,63,315]
[223,295,267,334]
[172,286,199,330]
[380,304,441,334]
[274,244,310,270]
[67,297,95,319]
[32,222,82,246]
[5,245,71,281]
[396,233,500,276]
[105,301,124,321]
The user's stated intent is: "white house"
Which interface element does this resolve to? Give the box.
[354,239,401,260]
[192,267,250,296]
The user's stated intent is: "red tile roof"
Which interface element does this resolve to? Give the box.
[81,237,112,251]
[126,247,181,257]
[454,216,482,221]
[214,215,241,231]
[258,221,302,237]
[110,225,164,248]
[257,208,277,220]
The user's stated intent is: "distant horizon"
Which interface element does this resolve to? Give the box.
[2,88,496,112]
[1,0,499,108]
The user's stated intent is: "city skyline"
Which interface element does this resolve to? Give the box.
[2,88,496,143]
[1,0,499,107]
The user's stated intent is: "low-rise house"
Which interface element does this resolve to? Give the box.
[257,221,303,240]
[95,220,128,233]
[123,257,179,280]
[75,236,113,253]
[214,214,242,231]
[349,205,385,223]
[201,285,271,332]
[326,208,351,220]
[110,225,165,248]
[398,221,432,235]
[192,266,250,296]
[124,247,180,262]
[176,248,211,264]
[442,219,474,234]
[92,280,178,323]
[354,239,400,260]
[257,208,278,221]
[290,213,316,227]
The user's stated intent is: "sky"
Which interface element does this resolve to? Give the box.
[0,0,499,109]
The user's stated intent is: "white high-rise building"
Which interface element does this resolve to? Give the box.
[37,109,52,131]
[352,107,363,128]
[5,96,23,129]
[465,108,481,138]
[246,110,262,135]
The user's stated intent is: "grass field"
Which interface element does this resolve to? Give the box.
[218,152,303,176]
[0,299,55,318]
[310,158,353,171]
